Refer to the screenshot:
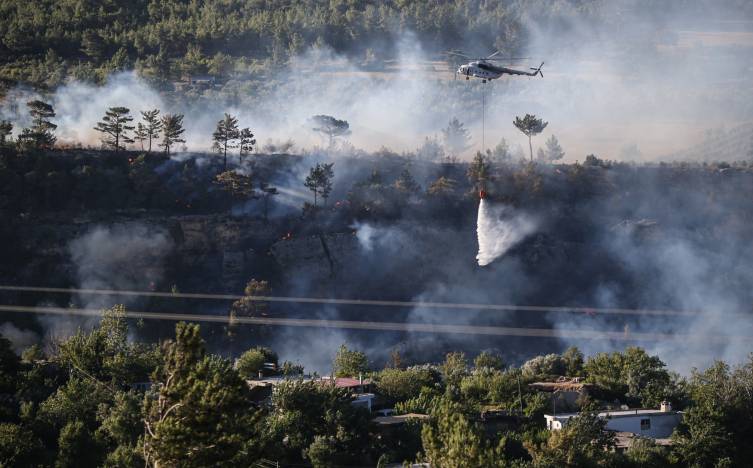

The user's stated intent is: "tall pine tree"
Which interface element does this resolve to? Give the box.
[143,323,262,467]
[94,107,134,153]
[140,109,163,152]
[18,100,57,149]
[160,114,185,156]
[212,113,239,171]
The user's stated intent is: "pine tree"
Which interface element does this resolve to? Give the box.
[143,323,262,467]
[212,113,239,171]
[394,167,420,193]
[238,127,256,164]
[513,114,548,161]
[332,344,368,378]
[0,120,12,145]
[94,107,134,153]
[442,117,471,157]
[310,115,350,148]
[427,176,456,196]
[545,135,565,162]
[489,138,511,163]
[160,114,185,156]
[133,123,147,151]
[467,152,490,192]
[304,162,334,207]
[19,100,57,149]
[140,109,162,152]
[422,399,501,467]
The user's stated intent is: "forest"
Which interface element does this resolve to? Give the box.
[2,0,752,90]
[0,0,534,89]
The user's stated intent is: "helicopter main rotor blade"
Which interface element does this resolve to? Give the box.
[485,57,530,61]
[447,51,472,59]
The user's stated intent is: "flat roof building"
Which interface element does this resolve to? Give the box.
[544,402,682,439]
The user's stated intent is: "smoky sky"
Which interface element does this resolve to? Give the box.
[1,2,751,162]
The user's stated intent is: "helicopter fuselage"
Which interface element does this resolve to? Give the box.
[458,61,503,80]
[457,61,541,81]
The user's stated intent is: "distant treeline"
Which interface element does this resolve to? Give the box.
[3,0,753,90]
[0,0,594,88]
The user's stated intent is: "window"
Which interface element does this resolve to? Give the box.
[640,418,651,430]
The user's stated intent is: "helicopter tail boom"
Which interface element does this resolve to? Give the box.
[529,62,544,78]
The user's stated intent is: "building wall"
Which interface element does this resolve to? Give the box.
[545,412,682,438]
[604,414,681,438]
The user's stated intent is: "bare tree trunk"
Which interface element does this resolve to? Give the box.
[528,135,533,162]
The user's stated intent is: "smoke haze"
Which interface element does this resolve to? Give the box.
[2,1,753,374]
[1,3,750,161]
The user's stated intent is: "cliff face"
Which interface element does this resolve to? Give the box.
[6,211,370,294]
[270,232,360,282]
[6,212,269,291]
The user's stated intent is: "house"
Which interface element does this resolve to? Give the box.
[351,393,376,412]
[245,375,376,411]
[319,375,374,394]
[529,377,592,412]
[186,74,216,86]
[544,401,682,439]
[478,406,522,434]
[172,74,219,92]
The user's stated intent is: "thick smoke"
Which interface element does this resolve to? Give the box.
[69,223,172,310]
[0,322,37,353]
[476,199,537,266]
[552,216,753,373]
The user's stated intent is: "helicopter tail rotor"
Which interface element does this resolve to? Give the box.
[529,62,544,78]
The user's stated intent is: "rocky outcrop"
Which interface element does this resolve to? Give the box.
[9,211,282,290]
[270,232,360,280]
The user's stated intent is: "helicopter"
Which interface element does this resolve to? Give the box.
[449,51,544,83]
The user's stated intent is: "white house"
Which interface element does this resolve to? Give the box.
[351,393,375,412]
[544,402,682,439]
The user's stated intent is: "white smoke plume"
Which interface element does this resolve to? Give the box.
[476,199,537,266]
[68,223,172,309]
[0,323,38,353]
